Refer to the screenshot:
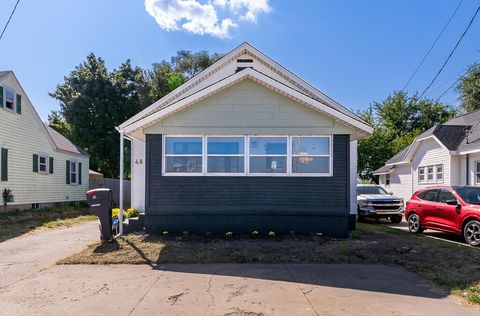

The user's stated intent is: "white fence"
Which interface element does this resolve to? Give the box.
[89,178,131,208]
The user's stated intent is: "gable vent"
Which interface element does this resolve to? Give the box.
[236,58,254,72]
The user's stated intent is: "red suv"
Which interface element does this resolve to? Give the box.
[405,186,480,246]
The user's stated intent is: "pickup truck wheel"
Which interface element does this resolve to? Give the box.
[390,215,402,224]
[407,213,424,234]
[464,220,480,246]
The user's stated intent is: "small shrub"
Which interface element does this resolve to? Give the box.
[127,208,139,218]
[315,232,323,237]
[289,230,295,237]
[162,231,169,237]
[111,208,127,222]
[225,231,233,238]
[251,230,259,238]
[268,231,275,237]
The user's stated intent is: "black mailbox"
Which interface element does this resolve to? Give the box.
[86,188,113,242]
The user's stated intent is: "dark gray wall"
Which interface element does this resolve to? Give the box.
[145,134,351,237]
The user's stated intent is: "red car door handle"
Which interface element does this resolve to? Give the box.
[436,207,443,211]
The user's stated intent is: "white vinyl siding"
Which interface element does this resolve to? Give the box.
[380,163,414,202]
[412,138,451,191]
[0,75,89,205]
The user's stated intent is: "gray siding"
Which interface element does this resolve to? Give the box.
[145,134,350,237]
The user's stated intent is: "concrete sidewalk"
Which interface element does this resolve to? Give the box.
[0,221,98,288]
[0,263,477,316]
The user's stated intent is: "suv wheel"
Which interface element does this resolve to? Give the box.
[390,215,402,224]
[464,220,480,246]
[407,213,423,234]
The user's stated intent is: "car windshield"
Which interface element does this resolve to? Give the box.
[453,187,480,205]
[357,186,388,195]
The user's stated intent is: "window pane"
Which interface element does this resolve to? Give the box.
[165,156,202,173]
[39,164,47,172]
[249,137,287,155]
[5,89,14,109]
[71,162,76,172]
[418,190,438,201]
[165,137,202,155]
[207,137,244,155]
[249,157,287,173]
[292,137,330,155]
[477,173,480,184]
[208,157,244,173]
[439,190,456,203]
[292,157,329,173]
[71,173,76,184]
[40,156,46,164]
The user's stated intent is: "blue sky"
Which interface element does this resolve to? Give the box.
[1,0,479,121]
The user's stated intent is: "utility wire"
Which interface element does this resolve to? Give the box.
[418,5,480,99]
[402,0,464,91]
[0,0,20,42]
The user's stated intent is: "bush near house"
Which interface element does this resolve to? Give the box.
[111,208,139,221]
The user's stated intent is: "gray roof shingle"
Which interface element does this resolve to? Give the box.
[45,125,89,156]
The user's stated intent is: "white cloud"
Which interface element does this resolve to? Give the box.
[145,0,270,38]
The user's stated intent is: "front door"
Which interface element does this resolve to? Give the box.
[416,189,439,225]
[435,189,462,233]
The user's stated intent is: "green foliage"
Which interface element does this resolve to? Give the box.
[268,231,275,237]
[457,63,480,113]
[251,230,259,237]
[49,51,221,179]
[358,91,456,182]
[162,231,169,237]
[225,231,233,238]
[127,208,139,218]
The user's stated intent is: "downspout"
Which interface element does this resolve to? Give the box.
[466,154,470,186]
[118,129,125,236]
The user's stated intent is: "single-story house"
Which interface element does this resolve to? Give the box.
[118,43,372,237]
[0,71,89,211]
[374,109,480,202]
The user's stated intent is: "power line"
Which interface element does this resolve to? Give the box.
[402,0,464,91]
[0,0,20,42]
[418,5,480,99]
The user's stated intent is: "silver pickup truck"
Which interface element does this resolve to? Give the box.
[357,185,404,223]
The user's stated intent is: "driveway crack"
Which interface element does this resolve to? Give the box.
[128,273,162,316]
[284,265,319,316]
[203,274,215,316]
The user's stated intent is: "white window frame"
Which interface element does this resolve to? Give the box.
[162,135,333,177]
[475,161,480,185]
[418,164,443,184]
[38,153,49,174]
[206,135,246,176]
[70,161,78,185]
[3,86,16,112]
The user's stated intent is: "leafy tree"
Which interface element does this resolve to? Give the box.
[457,63,480,113]
[49,54,146,178]
[358,92,456,182]
[171,50,223,78]
[145,62,187,102]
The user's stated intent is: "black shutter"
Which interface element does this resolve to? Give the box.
[66,160,70,184]
[0,86,3,108]
[78,162,82,185]
[33,154,38,172]
[1,148,8,181]
[49,157,54,174]
[16,94,21,114]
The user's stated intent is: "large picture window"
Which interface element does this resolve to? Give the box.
[162,135,333,176]
[164,137,203,173]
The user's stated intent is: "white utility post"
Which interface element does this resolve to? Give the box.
[118,129,124,236]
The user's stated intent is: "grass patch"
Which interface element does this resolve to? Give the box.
[0,205,96,241]
[59,223,480,306]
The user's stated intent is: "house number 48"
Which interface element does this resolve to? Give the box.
[135,159,143,165]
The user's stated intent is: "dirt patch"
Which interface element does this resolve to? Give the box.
[59,223,480,306]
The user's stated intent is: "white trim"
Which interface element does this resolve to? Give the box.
[123,69,373,135]
[162,135,334,177]
[37,153,49,174]
[386,135,449,167]
[69,160,78,185]
[119,42,369,131]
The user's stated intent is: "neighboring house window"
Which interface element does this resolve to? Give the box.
[164,136,203,174]
[249,136,287,174]
[418,168,425,183]
[162,135,333,176]
[70,161,78,184]
[418,164,444,184]
[476,162,480,184]
[38,155,48,173]
[291,136,331,175]
[385,174,390,186]
[4,87,15,111]
[207,137,244,174]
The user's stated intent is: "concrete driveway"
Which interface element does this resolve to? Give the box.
[0,263,478,316]
[0,221,98,288]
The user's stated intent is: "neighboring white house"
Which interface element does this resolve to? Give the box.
[120,42,372,237]
[0,71,89,210]
[374,110,480,202]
